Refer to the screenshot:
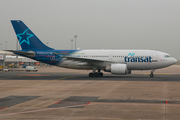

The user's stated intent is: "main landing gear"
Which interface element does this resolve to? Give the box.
[150,69,155,78]
[89,72,103,77]
[89,68,103,77]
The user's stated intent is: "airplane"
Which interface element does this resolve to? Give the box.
[8,20,177,78]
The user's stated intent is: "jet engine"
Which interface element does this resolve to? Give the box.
[105,64,131,75]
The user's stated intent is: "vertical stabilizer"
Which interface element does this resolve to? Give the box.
[11,20,53,50]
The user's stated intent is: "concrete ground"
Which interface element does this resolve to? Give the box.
[0,65,180,120]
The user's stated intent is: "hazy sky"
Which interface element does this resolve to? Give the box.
[0,0,180,59]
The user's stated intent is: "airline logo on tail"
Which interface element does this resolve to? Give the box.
[16,29,34,45]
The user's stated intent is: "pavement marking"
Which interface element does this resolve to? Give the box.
[143,73,173,75]
[58,76,77,80]
[86,102,91,105]
[17,74,50,76]
[14,76,77,88]
[0,107,7,110]
[20,81,103,112]
[54,101,61,104]
[0,77,14,79]
[1,101,180,117]
[0,76,78,92]
[0,75,24,80]
[0,104,87,117]
[0,76,25,92]
[0,79,101,114]
[90,102,180,106]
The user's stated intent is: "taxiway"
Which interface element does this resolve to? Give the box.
[0,65,180,120]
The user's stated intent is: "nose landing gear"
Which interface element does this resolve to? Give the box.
[150,73,154,78]
[150,69,155,78]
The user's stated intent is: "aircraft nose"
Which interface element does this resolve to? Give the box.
[172,58,177,64]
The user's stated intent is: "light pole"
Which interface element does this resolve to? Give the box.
[74,35,77,50]
[17,39,18,50]
[5,41,8,55]
[5,41,7,66]
[5,41,7,50]
[71,39,74,50]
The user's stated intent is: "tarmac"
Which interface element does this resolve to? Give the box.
[0,65,180,120]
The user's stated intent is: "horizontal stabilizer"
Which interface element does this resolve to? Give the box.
[6,50,36,57]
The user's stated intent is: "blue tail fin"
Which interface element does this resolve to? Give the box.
[11,20,53,50]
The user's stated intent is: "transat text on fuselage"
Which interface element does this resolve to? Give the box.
[124,56,152,63]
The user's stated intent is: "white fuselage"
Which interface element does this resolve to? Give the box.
[58,50,177,70]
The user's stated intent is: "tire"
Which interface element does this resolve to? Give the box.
[150,74,154,78]
[98,72,103,77]
[89,73,94,77]
[94,73,99,77]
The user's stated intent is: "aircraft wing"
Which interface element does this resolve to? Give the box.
[65,56,116,64]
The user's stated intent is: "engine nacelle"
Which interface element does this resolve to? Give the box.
[105,64,129,75]
[111,64,127,75]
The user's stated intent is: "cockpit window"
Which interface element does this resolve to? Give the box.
[164,55,171,58]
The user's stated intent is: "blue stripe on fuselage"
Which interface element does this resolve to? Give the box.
[16,50,80,65]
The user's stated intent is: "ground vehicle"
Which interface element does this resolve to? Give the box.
[26,66,38,72]
[3,68,9,72]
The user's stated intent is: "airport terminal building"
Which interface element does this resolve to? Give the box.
[0,50,39,67]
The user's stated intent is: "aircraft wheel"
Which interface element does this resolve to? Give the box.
[98,72,103,77]
[89,73,94,77]
[150,74,154,78]
[94,72,99,77]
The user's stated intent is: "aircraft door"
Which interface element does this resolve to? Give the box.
[152,52,158,62]
[109,54,113,61]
